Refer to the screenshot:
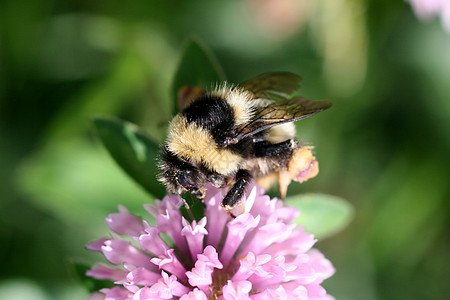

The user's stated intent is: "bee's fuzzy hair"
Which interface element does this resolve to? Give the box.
[157,145,206,194]
[156,145,181,193]
[210,83,255,126]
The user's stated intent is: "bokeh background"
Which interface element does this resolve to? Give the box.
[1,0,449,299]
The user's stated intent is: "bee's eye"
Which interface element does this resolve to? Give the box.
[177,172,194,190]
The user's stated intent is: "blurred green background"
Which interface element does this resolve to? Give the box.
[1,0,449,299]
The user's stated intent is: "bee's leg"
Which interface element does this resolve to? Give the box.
[222,169,251,214]
[253,140,318,197]
[278,171,291,200]
[253,139,299,199]
[254,139,298,160]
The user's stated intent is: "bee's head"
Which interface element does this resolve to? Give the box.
[158,146,206,198]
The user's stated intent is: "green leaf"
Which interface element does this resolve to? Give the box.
[179,192,206,222]
[286,193,354,239]
[93,117,165,199]
[171,37,226,114]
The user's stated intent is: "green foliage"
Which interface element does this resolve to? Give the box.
[286,193,354,239]
[15,139,151,224]
[93,117,165,199]
[366,158,448,266]
[171,37,226,114]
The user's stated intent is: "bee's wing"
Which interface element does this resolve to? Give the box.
[240,72,302,100]
[226,97,332,145]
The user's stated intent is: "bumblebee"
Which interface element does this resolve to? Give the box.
[158,72,331,212]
